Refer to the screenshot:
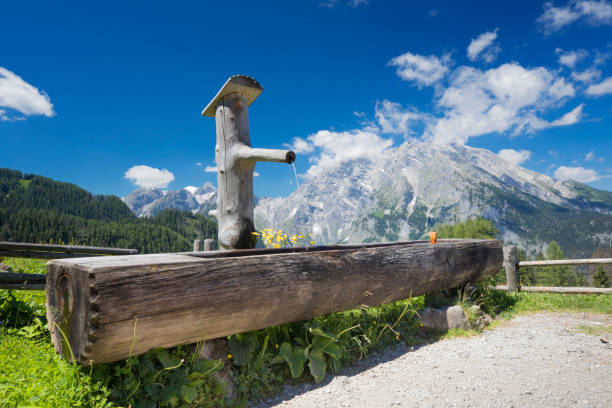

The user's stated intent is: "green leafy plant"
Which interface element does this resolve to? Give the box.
[272,326,343,383]
[92,346,226,407]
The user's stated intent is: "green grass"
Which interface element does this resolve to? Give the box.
[0,333,111,407]
[488,291,612,319]
[574,324,612,337]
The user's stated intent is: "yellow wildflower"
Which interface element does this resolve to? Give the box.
[227,354,232,359]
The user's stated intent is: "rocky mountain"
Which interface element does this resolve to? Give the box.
[123,183,217,217]
[254,141,612,257]
[122,142,612,257]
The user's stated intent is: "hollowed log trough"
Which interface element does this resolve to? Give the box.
[46,239,502,364]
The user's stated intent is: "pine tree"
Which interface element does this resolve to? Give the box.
[593,266,611,288]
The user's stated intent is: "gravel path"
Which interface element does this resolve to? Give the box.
[253,313,612,408]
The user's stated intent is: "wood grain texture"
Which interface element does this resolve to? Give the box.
[503,246,519,292]
[209,91,294,250]
[46,239,502,364]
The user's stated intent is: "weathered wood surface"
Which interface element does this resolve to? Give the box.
[0,272,46,289]
[0,242,137,259]
[203,239,215,251]
[519,258,612,267]
[203,75,295,250]
[46,239,502,364]
[1,282,46,290]
[503,246,519,292]
[0,270,46,290]
[0,272,45,284]
[496,285,612,294]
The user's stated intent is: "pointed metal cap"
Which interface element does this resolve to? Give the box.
[201,75,263,117]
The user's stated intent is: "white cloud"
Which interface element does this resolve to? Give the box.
[125,165,174,188]
[254,172,260,177]
[555,48,588,68]
[585,76,612,95]
[374,100,424,134]
[195,162,202,166]
[426,63,579,145]
[286,137,315,154]
[388,52,451,86]
[584,151,596,161]
[537,0,612,34]
[548,104,584,127]
[0,66,54,120]
[302,129,394,178]
[497,149,532,165]
[467,29,500,63]
[348,0,368,7]
[571,67,602,82]
[554,165,601,182]
[204,165,218,173]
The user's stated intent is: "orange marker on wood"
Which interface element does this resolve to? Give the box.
[429,231,437,244]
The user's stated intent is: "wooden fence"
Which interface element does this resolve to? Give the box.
[0,242,138,290]
[500,245,612,294]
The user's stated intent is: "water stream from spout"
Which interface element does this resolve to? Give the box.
[290,163,300,188]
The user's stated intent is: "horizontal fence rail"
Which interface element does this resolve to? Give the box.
[496,285,612,294]
[503,245,612,294]
[519,258,612,267]
[0,242,138,290]
[0,242,138,259]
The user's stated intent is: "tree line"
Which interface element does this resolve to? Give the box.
[0,208,217,254]
[434,217,610,287]
[0,168,134,221]
[0,168,217,254]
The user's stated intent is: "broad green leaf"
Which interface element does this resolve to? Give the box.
[155,350,181,369]
[323,342,343,361]
[279,342,306,378]
[180,384,197,403]
[308,350,327,384]
[309,327,338,342]
[311,335,331,352]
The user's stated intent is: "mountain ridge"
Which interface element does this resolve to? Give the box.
[121,142,612,257]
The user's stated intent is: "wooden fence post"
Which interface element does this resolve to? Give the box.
[202,75,295,251]
[503,245,519,292]
[204,239,215,251]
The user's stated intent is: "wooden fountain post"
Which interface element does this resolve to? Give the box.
[202,75,295,250]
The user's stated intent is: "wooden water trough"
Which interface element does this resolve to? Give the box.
[46,239,502,364]
[45,75,502,364]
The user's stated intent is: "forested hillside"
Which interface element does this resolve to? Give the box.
[0,169,217,253]
[0,169,134,221]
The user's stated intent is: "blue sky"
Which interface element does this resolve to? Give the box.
[1,0,611,198]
